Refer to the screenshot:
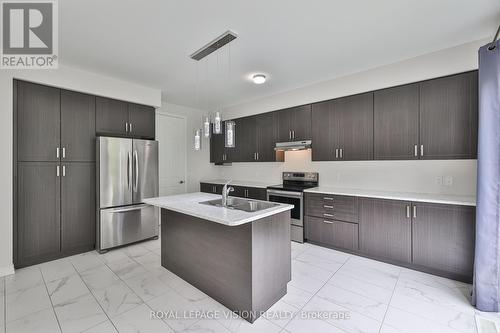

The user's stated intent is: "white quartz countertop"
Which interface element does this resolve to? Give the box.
[200,179,277,189]
[144,192,293,226]
[304,187,476,206]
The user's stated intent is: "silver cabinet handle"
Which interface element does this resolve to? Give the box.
[56,147,60,159]
[134,150,139,192]
[256,152,259,160]
[62,165,66,177]
[406,205,410,218]
[292,130,295,140]
[289,130,292,140]
[56,165,60,177]
[420,145,424,157]
[414,145,418,157]
[323,213,334,217]
[413,205,417,218]
[62,147,66,159]
[339,148,343,159]
[127,152,132,189]
[335,148,339,159]
[323,205,334,209]
[323,197,333,201]
[125,122,129,132]
[130,122,133,133]
[254,152,256,160]
[322,220,334,224]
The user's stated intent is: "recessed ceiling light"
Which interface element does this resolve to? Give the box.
[252,74,266,84]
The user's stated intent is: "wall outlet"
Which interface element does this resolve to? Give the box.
[444,176,453,187]
[435,176,443,186]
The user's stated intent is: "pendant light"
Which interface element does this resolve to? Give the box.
[203,115,211,138]
[213,111,222,134]
[194,129,202,151]
[225,120,235,147]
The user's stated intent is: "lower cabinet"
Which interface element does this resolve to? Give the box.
[16,162,95,268]
[358,198,412,263]
[200,182,223,194]
[305,216,359,251]
[200,182,267,200]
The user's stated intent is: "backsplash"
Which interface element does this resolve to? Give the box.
[216,149,476,195]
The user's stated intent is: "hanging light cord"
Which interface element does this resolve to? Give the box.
[488,24,500,50]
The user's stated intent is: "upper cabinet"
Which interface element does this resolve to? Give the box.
[277,105,311,142]
[419,72,478,159]
[234,116,257,162]
[96,97,155,139]
[374,83,419,160]
[256,111,279,162]
[312,93,373,161]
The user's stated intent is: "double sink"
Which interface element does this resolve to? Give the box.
[200,197,278,212]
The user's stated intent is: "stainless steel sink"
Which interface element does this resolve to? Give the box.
[200,197,279,212]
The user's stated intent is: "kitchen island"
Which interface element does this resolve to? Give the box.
[144,192,293,322]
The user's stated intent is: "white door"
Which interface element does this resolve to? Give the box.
[156,112,187,196]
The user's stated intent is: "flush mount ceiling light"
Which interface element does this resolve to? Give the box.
[252,74,266,84]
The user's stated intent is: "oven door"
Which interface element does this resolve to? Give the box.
[267,189,303,227]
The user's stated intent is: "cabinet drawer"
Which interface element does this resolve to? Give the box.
[305,216,359,251]
[305,193,358,223]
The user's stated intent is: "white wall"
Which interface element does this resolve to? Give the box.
[156,102,219,193]
[0,64,161,276]
[217,39,487,195]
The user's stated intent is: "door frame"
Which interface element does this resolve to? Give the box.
[155,110,188,194]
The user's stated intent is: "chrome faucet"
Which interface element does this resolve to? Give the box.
[222,181,234,207]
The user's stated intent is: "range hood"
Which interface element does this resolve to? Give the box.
[274,140,312,151]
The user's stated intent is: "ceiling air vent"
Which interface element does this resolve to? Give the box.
[190,30,237,61]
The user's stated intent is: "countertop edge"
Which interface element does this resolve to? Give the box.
[303,188,476,206]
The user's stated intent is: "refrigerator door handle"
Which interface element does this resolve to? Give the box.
[127,151,132,190]
[134,150,139,192]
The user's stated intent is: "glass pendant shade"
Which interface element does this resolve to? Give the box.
[213,111,222,134]
[225,120,235,148]
[194,129,202,151]
[203,115,211,138]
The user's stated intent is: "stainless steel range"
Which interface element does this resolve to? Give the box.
[267,172,319,243]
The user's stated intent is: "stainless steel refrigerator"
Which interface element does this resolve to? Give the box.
[96,136,159,252]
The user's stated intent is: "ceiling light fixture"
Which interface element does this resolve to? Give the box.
[252,74,266,84]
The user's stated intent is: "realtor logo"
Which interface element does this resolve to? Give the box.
[1,0,58,68]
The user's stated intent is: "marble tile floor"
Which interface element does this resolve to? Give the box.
[0,238,496,333]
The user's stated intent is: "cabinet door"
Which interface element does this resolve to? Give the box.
[210,130,225,163]
[419,72,478,159]
[312,100,335,161]
[96,97,129,136]
[246,187,267,200]
[374,84,419,160]
[230,186,246,198]
[61,90,96,162]
[200,182,214,193]
[290,105,312,141]
[17,162,60,267]
[412,202,475,279]
[305,216,359,251]
[17,81,60,162]
[61,163,95,254]
[129,103,155,139]
[256,112,277,162]
[277,108,292,142]
[234,116,257,162]
[359,198,412,263]
[333,93,373,160]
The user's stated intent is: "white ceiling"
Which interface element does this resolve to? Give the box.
[60,0,500,109]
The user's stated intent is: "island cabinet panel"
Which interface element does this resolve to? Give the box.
[359,198,412,263]
[305,216,359,251]
[333,92,374,160]
[419,71,478,159]
[61,90,96,162]
[277,105,311,142]
[412,202,475,279]
[17,81,60,162]
[161,209,291,322]
[374,83,419,160]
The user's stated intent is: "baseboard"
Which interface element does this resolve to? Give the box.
[0,264,15,277]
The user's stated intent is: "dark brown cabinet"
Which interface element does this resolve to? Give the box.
[17,162,61,266]
[419,72,478,159]
[96,97,155,139]
[200,182,223,194]
[210,122,233,163]
[277,105,311,142]
[61,90,96,161]
[312,93,373,161]
[374,84,419,160]
[128,103,156,138]
[17,81,60,162]
[200,182,266,200]
[256,112,278,162]
[305,216,359,252]
[234,116,257,162]
[412,202,475,279]
[359,198,412,263]
[61,163,96,254]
